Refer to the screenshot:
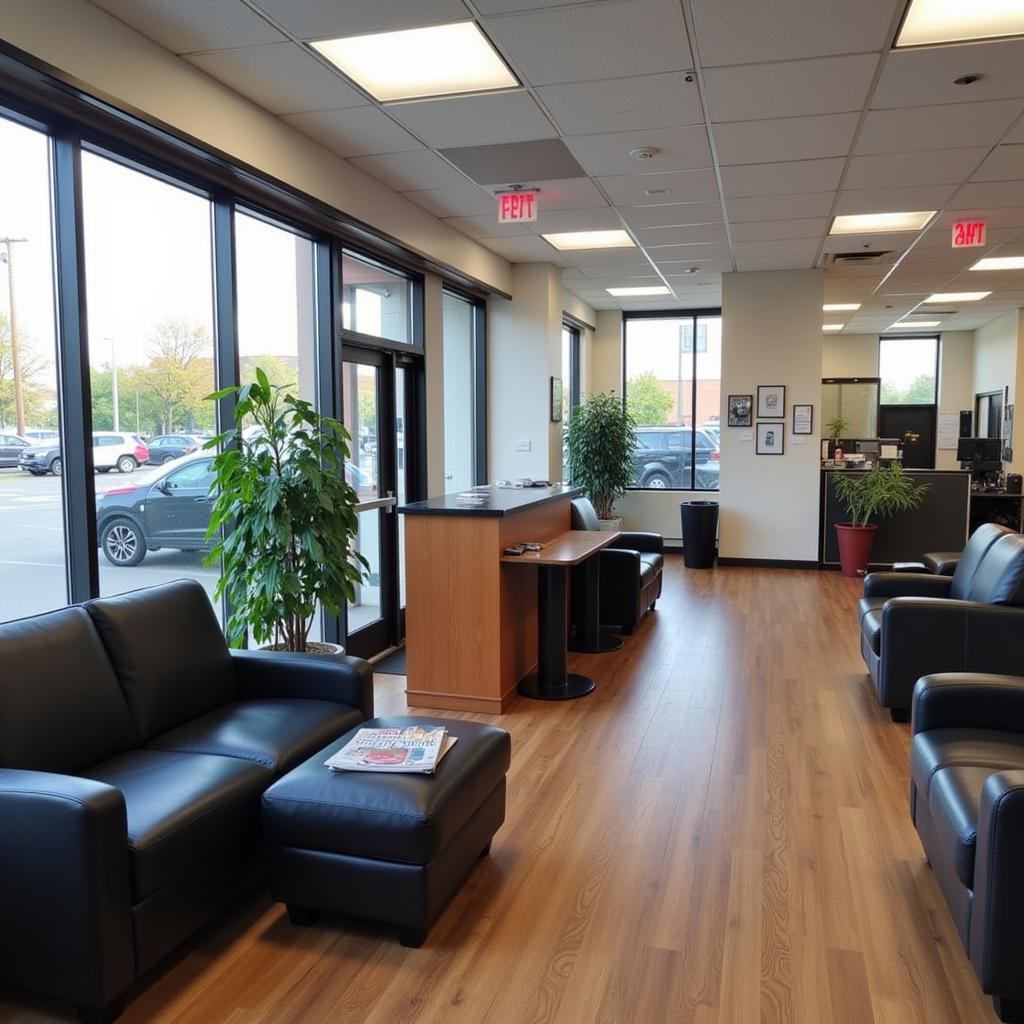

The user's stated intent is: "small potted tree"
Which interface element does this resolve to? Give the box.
[833,463,928,577]
[566,391,637,528]
[204,369,367,652]
[824,415,850,463]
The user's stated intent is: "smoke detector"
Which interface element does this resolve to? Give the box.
[629,147,659,160]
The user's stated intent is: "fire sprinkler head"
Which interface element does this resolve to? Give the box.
[629,147,659,160]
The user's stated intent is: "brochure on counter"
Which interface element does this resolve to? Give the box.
[325,725,457,774]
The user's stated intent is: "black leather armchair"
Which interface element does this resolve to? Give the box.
[911,673,1024,1023]
[0,580,372,1023]
[859,524,1024,720]
[570,497,663,633]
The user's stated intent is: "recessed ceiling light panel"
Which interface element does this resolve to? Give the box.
[970,256,1024,271]
[823,303,861,311]
[830,212,936,235]
[607,285,671,297]
[888,320,942,329]
[542,230,635,251]
[312,22,518,103]
[823,324,845,331]
[923,291,991,302]
[896,0,1024,47]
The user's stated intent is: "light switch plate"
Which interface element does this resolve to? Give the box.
[513,439,531,452]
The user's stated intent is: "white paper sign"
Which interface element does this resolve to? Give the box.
[937,412,960,451]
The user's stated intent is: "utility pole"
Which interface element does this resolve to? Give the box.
[0,237,28,436]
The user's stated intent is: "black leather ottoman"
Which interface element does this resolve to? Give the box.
[261,715,511,947]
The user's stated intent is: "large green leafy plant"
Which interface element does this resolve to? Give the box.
[204,370,367,651]
[834,462,928,527]
[566,391,638,520]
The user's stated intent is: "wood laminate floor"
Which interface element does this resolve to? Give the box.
[0,559,998,1023]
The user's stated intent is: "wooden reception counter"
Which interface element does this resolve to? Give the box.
[399,485,580,713]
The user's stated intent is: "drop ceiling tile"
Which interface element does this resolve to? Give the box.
[934,208,1024,229]
[735,253,817,271]
[618,200,724,229]
[973,145,1024,182]
[562,248,647,267]
[873,39,1024,110]
[916,225,1016,248]
[585,274,663,288]
[654,258,734,273]
[726,192,836,222]
[477,235,570,264]
[577,262,656,278]
[510,178,609,210]
[529,207,625,232]
[1007,121,1024,144]
[186,42,368,114]
[834,184,953,215]
[481,0,693,86]
[645,242,732,260]
[950,181,1024,208]
[856,101,1023,155]
[249,0,467,40]
[714,114,859,165]
[348,150,471,191]
[565,126,712,178]
[281,106,422,156]
[442,215,534,239]
[440,140,584,187]
[689,0,900,66]
[732,238,821,258]
[403,185,496,218]
[536,72,703,136]
[722,158,845,198]
[597,170,720,207]
[730,217,828,240]
[387,92,556,149]
[92,0,283,53]
[635,223,728,245]
[704,55,877,122]
[844,148,989,189]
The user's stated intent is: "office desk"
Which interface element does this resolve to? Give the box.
[501,531,619,701]
[970,490,1024,534]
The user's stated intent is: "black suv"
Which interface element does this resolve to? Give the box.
[630,427,720,490]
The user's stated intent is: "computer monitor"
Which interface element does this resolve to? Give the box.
[957,436,1002,464]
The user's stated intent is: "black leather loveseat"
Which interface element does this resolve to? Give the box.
[0,580,372,1023]
[858,524,1024,719]
[911,673,1024,1023]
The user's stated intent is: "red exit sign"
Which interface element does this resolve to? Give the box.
[497,192,537,224]
[952,221,986,248]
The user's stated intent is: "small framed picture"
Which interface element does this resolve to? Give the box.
[792,404,813,435]
[550,377,563,422]
[757,385,785,418]
[727,394,753,427]
[756,422,784,455]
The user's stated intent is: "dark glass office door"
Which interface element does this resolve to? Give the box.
[879,406,937,469]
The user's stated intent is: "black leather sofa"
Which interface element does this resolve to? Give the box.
[858,524,1024,720]
[911,673,1024,1023]
[570,497,664,633]
[0,580,372,1023]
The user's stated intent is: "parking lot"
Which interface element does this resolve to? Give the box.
[0,467,219,622]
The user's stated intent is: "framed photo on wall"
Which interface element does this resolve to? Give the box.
[757,385,785,419]
[550,377,563,422]
[727,394,753,427]
[792,404,813,435]
[756,422,784,455]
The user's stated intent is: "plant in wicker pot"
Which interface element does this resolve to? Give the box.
[204,369,368,652]
[566,391,638,527]
[833,463,928,577]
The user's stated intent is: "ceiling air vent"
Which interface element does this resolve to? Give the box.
[828,251,894,266]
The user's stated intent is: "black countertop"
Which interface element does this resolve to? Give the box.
[399,484,581,518]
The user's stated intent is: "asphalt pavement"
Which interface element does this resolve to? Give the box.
[0,467,219,622]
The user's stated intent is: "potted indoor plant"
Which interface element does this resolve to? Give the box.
[824,415,850,462]
[566,391,637,528]
[833,463,928,577]
[204,369,367,652]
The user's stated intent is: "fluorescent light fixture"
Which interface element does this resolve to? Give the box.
[311,22,518,102]
[823,303,861,311]
[896,0,1024,47]
[923,291,991,302]
[607,285,671,297]
[970,256,1024,271]
[829,211,936,235]
[823,324,845,331]
[889,320,942,329]
[542,230,635,251]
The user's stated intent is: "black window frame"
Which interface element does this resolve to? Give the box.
[442,285,487,487]
[622,308,722,492]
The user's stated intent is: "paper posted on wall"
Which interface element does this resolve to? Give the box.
[325,726,457,774]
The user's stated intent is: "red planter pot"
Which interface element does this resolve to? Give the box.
[835,523,878,578]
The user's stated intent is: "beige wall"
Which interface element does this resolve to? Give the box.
[822,334,878,378]
[973,310,1024,474]
[936,331,975,471]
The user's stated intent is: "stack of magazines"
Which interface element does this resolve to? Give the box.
[325,725,457,774]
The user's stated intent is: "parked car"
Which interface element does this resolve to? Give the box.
[0,433,32,468]
[146,433,200,465]
[629,427,720,490]
[19,431,150,477]
[23,429,59,442]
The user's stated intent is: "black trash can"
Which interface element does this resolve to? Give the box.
[681,500,719,569]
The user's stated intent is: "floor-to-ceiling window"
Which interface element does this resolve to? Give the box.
[0,115,67,620]
[561,322,580,481]
[623,312,722,491]
[878,334,939,468]
[442,289,483,492]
